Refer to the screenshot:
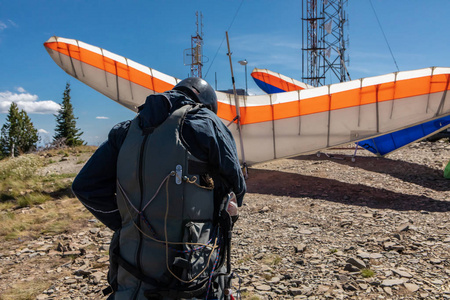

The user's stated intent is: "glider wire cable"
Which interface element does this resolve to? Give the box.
[368,0,400,72]
[204,0,245,79]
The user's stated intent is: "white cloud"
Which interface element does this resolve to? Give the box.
[0,20,17,31]
[96,116,109,119]
[16,87,26,93]
[0,91,37,102]
[7,20,17,28]
[38,129,49,134]
[0,90,60,114]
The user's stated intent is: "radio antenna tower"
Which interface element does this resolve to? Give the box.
[184,11,204,78]
[302,0,349,87]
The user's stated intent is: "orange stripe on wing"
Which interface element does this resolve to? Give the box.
[45,40,450,125]
[44,41,174,93]
[219,73,450,125]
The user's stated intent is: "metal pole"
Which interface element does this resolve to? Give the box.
[238,59,248,96]
[245,63,248,95]
[226,32,248,178]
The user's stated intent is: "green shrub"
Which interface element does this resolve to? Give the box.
[361,268,375,278]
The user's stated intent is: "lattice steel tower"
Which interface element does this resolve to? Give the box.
[184,11,204,78]
[302,0,349,87]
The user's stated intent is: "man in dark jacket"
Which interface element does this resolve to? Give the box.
[72,77,246,299]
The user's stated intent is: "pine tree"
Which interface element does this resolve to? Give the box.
[19,110,40,153]
[0,102,40,157]
[54,82,84,146]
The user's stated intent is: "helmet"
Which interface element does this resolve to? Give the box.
[172,77,218,114]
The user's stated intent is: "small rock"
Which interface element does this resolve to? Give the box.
[256,284,271,291]
[317,285,330,294]
[381,279,404,287]
[404,283,420,292]
[396,223,411,232]
[346,257,366,269]
[294,244,307,253]
[290,288,302,296]
[73,269,92,276]
[90,271,104,284]
[383,242,396,250]
[64,278,77,285]
[269,277,281,284]
[344,263,360,272]
[298,229,313,235]
[97,256,109,263]
[359,283,369,290]
[89,228,100,234]
[383,286,393,296]
[392,269,413,278]
[429,258,443,264]
[335,274,349,283]
[342,282,358,291]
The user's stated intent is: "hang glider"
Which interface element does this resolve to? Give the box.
[44,36,450,165]
[251,68,450,156]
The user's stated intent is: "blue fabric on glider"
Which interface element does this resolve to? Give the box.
[253,78,287,94]
[359,116,450,156]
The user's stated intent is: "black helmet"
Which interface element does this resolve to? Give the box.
[173,77,218,114]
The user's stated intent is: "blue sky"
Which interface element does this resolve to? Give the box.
[1,0,450,146]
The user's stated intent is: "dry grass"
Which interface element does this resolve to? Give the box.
[0,279,49,300]
[0,197,93,241]
[0,146,96,211]
[0,146,98,241]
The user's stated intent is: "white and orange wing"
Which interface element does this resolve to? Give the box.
[44,37,450,165]
[44,36,180,112]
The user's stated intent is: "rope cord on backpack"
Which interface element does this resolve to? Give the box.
[164,176,218,284]
[118,169,220,284]
[119,175,217,250]
[183,175,214,190]
[206,245,222,298]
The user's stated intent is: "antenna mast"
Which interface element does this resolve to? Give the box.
[186,11,204,78]
[302,0,349,86]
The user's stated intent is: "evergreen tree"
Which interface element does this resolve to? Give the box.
[54,82,84,146]
[0,102,40,157]
[19,110,40,153]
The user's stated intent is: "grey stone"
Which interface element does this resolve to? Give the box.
[392,269,413,278]
[290,288,303,296]
[294,244,307,253]
[346,257,366,269]
[381,279,404,287]
[256,284,271,291]
[404,283,420,292]
[396,223,411,232]
[342,282,358,291]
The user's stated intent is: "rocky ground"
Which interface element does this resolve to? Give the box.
[0,140,449,299]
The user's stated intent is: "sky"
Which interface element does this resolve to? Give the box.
[1,0,450,146]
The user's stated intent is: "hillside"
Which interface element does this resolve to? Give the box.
[0,141,449,300]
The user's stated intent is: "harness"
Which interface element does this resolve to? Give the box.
[110,105,234,299]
